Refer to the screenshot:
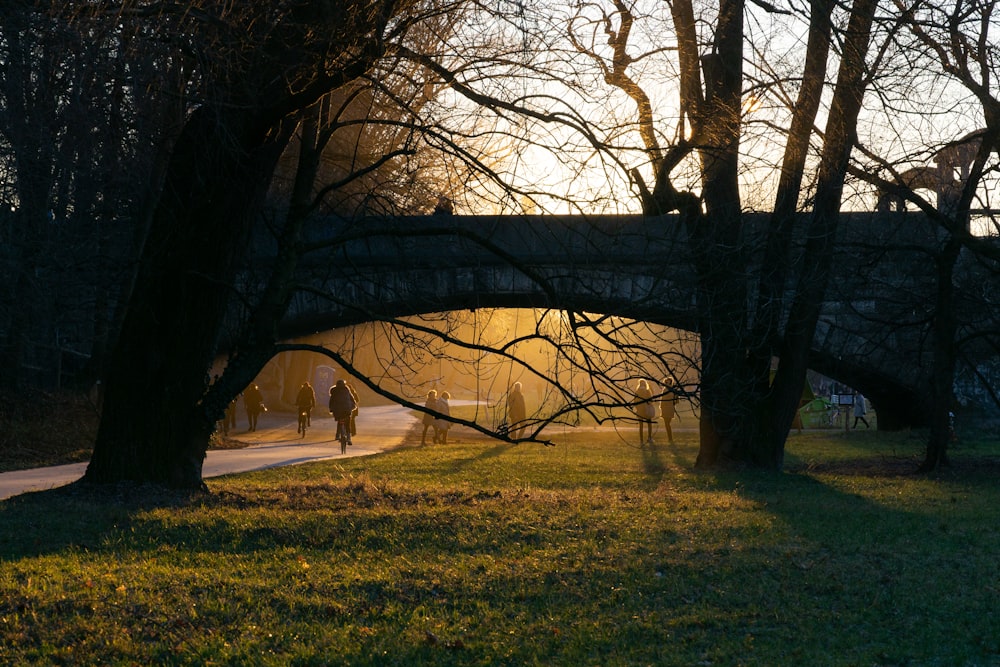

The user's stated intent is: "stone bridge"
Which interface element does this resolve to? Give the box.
[252,212,1000,428]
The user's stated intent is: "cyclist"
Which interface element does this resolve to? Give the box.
[295,381,316,433]
[328,379,358,449]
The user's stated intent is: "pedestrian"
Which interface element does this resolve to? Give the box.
[421,389,439,445]
[224,397,238,435]
[635,379,656,445]
[435,391,452,444]
[853,392,870,429]
[346,381,360,437]
[660,377,678,444]
[507,381,527,439]
[328,380,358,446]
[295,381,316,432]
[244,383,265,432]
[432,195,454,215]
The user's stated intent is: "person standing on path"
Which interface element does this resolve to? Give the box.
[660,377,679,444]
[507,381,527,439]
[345,381,360,437]
[244,384,265,432]
[421,390,439,445]
[435,391,452,444]
[224,397,238,435]
[635,379,655,445]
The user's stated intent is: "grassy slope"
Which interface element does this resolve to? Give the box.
[1,422,998,666]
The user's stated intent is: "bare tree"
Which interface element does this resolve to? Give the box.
[83,0,428,488]
[0,2,190,391]
[881,0,1000,470]
[534,0,880,466]
[7,0,997,488]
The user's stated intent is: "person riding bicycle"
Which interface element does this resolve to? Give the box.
[295,381,316,432]
[328,380,358,446]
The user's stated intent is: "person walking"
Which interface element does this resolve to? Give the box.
[853,392,870,429]
[223,397,238,435]
[435,391,452,444]
[244,383,265,432]
[635,379,655,445]
[421,390,439,445]
[345,381,360,438]
[660,377,679,444]
[295,381,316,431]
[507,381,527,439]
[328,380,358,446]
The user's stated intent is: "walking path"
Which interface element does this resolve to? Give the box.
[0,404,417,501]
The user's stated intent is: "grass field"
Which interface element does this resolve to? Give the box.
[1,425,998,666]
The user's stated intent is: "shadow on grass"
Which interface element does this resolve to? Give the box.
[0,480,207,561]
[640,442,666,477]
[431,440,519,475]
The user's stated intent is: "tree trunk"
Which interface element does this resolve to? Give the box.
[687,0,748,468]
[919,237,960,471]
[83,107,286,488]
[744,0,834,464]
[202,103,330,436]
[81,1,395,489]
[765,0,878,467]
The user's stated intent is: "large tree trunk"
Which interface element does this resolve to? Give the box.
[81,1,395,489]
[919,230,961,471]
[83,108,284,488]
[763,0,878,467]
[744,0,834,465]
[651,0,752,467]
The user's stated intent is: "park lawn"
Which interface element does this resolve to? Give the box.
[1,428,998,666]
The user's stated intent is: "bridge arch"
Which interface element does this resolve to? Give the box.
[875,129,991,215]
[229,213,999,430]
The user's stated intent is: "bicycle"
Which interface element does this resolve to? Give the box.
[335,416,351,454]
[297,410,308,438]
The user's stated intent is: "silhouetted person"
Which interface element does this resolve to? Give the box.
[224,397,238,435]
[635,379,655,445]
[660,377,678,444]
[507,381,527,439]
[853,393,870,429]
[296,381,316,431]
[421,390,439,445]
[244,383,265,432]
[328,380,358,446]
[435,391,452,444]
[433,195,454,215]
[346,381,360,439]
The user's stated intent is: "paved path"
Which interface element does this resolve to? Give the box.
[0,404,417,501]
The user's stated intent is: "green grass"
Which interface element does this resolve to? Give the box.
[1,428,999,666]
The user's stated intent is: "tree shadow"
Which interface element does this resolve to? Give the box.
[0,480,206,561]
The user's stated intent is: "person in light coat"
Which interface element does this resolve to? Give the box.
[660,377,679,444]
[634,379,655,445]
[853,393,870,429]
[434,391,452,444]
[421,390,439,445]
[507,382,527,439]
